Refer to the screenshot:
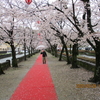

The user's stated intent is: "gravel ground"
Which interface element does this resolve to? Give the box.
[0,54,38,100]
[47,53,100,100]
[0,53,100,100]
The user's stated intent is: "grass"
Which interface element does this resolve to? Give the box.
[77,56,95,63]
[0,53,11,55]
[58,51,96,63]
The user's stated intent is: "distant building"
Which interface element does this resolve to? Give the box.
[0,43,10,51]
[0,43,23,53]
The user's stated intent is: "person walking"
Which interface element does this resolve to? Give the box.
[41,50,47,64]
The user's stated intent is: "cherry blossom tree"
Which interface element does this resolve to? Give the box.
[42,29,60,57]
[34,1,72,63]
[80,0,100,83]
[0,0,19,67]
[27,0,100,83]
[53,0,100,82]
[0,0,37,67]
[0,0,100,81]
[23,0,100,82]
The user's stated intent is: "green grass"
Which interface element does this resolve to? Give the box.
[0,53,11,55]
[77,56,95,63]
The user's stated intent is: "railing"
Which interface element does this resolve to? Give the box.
[0,54,11,59]
[58,54,95,72]
[0,51,39,71]
[0,60,10,70]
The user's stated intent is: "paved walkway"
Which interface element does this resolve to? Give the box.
[0,53,100,100]
[10,54,58,100]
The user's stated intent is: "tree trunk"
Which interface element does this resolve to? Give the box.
[60,36,71,64]
[11,44,18,67]
[50,47,54,56]
[92,41,100,83]
[59,45,64,61]
[71,43,79,68]
[50,45,54,55]
[70,44,72,54]
[0,65,5,75]
[53,44,58,57]
[83,0,100,83]
[55,49,58,57]
[28,48,31,58]
[86,0,94,33]
[64,44,71,64]
[24,41,26,61]
[46,39,54,55]
[31,47,33,56]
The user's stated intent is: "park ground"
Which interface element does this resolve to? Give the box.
[0,53,100,100]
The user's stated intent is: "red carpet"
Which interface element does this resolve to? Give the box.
[9,54,58,100]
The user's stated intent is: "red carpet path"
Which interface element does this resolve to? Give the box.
[9,54,58,100]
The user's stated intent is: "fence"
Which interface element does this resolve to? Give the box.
[59,54,95,72]
[0,51,39,72]
[0,54,11,59]
[0,60,10,70]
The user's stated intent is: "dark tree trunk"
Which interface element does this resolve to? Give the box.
[32,48,35,55]
[85,0,94,33]
[52,47,55,56]
[71,43,79,68]
[47,39,54,55]
[0,65,5,75]
[11,44,18,67]
[30,47,32,56]
[64,44,71,64]
[82,0,100,83]
[60,36,71,64]
[55,49,58,57]
[59,45,64,61]
[31,47,33,56]
[27,47,31,58]
[70,44,72,54]
[23,32,27,61]
[53,44,58,57]
[89,40,100,83]
[24,40,26,61]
